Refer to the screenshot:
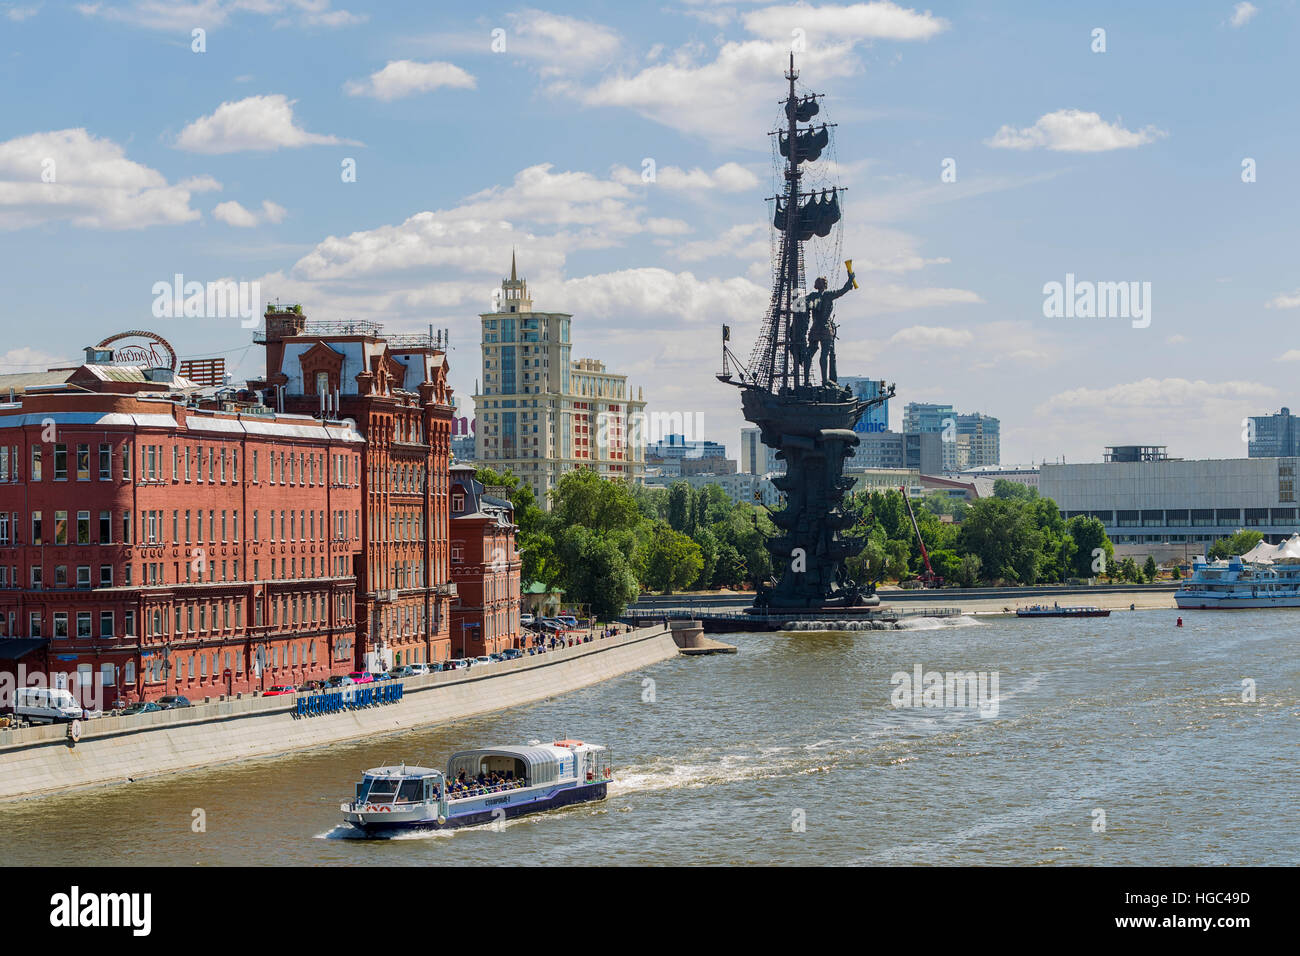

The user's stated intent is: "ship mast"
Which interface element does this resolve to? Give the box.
[777,53,801,393]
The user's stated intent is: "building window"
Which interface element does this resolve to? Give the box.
[77,510,90,544]
[77,612,91,638]
[76,566,90,589]
[76,444,90,480]
[99,443,112,479]
[100,611,113,638]
[53,443,67,480]
[55,510,67,544]
[30,445,41,481]
[53,612,68,638]
[100,564,112,587]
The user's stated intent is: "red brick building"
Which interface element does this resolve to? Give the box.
[0,358,364,704]
[249,307,456,670]
[448,463,521,658]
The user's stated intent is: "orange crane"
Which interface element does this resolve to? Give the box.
[900,486,943,588]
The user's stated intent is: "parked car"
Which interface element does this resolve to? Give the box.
[263,685,296,697]
[121,701,164,716]
[556,615,579,629]
[347,671,374,685]
[371,671,393,681]
[501,648,523,661]
[324,675,354,688]
[474,655,494,666]
[297,680,325,693]
[445,659,470,670]
[520,613,535,626]
[157,695,191,709]
[388,666,415,679]
[407,663,432,676]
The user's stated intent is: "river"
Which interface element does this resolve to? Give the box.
[0,608,1294,866]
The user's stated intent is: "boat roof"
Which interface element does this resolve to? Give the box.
[447,743,596,787]
[363,764,442,779]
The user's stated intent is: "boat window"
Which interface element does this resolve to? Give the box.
[396,779,423,803]
[358,777,398,803]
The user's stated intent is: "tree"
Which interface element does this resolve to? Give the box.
[1117,556,1139,582]
[1142,555,1158,582]
[553,526,639,619]
[641,523,704,594]
[928,548,962,583]
[955,553,982,588]
[1208,529,1263,560]
[713,543,747,589]
[957,498,1043,584]
[993,479,1038,500]
[1065,515,1114,579]
[549,469,642,535]
[666,482,692,533]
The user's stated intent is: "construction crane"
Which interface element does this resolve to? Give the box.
[900,486,943,588]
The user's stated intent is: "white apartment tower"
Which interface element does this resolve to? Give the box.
[473,255,647,505]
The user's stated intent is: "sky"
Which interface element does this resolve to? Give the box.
[2,0,1298,465]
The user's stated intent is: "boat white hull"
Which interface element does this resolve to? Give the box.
[1175,593,1300,609]
[343,781,608,835]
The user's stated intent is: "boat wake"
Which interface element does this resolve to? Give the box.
[897,614,983,630]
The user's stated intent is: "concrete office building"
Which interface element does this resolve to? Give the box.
[1040,454,1300,563]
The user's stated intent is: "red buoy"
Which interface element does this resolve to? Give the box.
[1176,617,1183,627]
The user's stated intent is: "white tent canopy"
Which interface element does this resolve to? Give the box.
[1240,533,1300,564]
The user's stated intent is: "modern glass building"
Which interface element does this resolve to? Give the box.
[840,376,890,433]
[1248,408,1300,457]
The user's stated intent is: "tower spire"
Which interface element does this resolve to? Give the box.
[510,248,517,282]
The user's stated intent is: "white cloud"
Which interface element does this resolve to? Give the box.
[611,161,759,192]
[1277,350,1300,362]
[1166,333,1188,344]
[176,94,358,154]
[0,345,65,370]
[572,38,862,139]
[1265,290,1300,309]
[887,325,973,348]
[290,164,663,282]
[212,199,287,227]
[503,9,622,76]
[1034,376,1278,460]
[742,2,950,42]
[1229,2,1258,28]
[344,60,476,101]
[987,109,1166,152]
[669,221,769,263]
[3,3,40,21]
[544,268,768,325]
[0,128,218,230]
[76,0,365,31]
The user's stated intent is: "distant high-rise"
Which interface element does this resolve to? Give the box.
[740,427,784,475]
[1249,408,1300,457]
[840,376,890,432]
[473,255,647,504]
[902,403,1000,470]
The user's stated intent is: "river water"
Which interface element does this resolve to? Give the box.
[1,609,1294,866]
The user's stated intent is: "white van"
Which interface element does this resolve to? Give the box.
[15,687,84,724]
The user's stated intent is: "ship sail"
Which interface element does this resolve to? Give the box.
[778,125,829,163]
[786,94,820,123]
[773,188,841,241]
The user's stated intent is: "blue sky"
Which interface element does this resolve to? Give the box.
[2,0,1298,465]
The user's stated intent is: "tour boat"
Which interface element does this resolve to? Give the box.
[1015,604,1110,618]
[1176,534,1300,609]
[340,740,612,835]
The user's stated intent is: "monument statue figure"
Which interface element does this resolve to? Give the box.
[805,273,854,385]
